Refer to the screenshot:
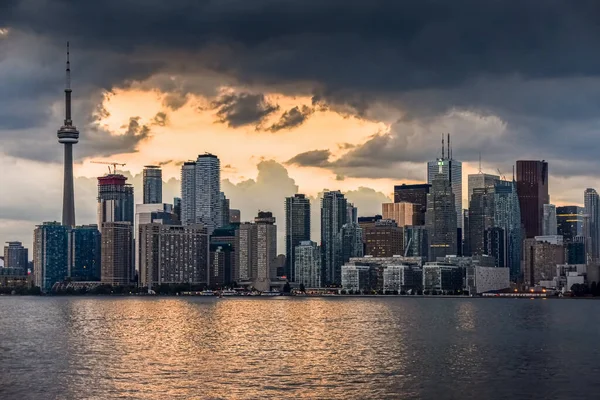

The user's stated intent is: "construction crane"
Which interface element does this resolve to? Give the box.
[497,168,506,181]
[91,161,126,175]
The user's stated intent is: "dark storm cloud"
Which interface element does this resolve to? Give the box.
[211,92,279,128]
[266,105,313,132]
[286,150,332,167]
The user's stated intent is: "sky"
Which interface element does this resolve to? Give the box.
[2,1,600,253]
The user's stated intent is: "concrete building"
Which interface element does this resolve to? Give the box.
[180,154,221,234]
[3,241,28,271]
[393,184,430,226]
[139,223,208,288]
[143,165,162,204]
[542,204,557,236]
[97,174,134,227]
[426,172,458,261]
[295,241,321,288]
[101,222,133,286]
[383,265,423,293]
[522,237,565,287]
[255,211,277,291]
[382,202,417,227]
[341,264,371,292]
[68,225,101,281]
[516,160,549,238]
[465,266,510,294]
[57,44,78,228]
[210,225,238,287]
[285,194,311,281]
[321,190,348,286]
[422,263,464,292]
[134,203,178,275]
[364,219,403,257]
[235,223,256,282]
[33,222,69,291]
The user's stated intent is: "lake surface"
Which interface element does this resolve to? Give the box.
[1,297,599,399]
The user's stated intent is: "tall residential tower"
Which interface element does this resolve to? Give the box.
[285,194,311,281]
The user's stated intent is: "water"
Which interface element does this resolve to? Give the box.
[1,297,599,399]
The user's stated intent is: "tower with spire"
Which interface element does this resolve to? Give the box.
[57,42,79,227]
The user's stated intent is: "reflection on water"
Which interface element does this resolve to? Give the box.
[1,297,599,399]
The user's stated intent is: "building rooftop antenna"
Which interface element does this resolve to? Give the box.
[478,152,482,174]
[447,133,451,160]
[441,134,444,159]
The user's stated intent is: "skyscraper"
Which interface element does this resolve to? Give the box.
[556,206,584,242]
[321,190,348,286]
[134,203,178,276]
[57,43,79,227]
[341,222,364,262]
[235,223,256,282]
[68,225,101,281]
[584,188,600,262]
[394,184,430,225]
[295,241,321,288]
[467,187,495,256]
[33,222,69,291]
[426,172,458,261]
[255,211,277,290]
[3,241,28,271]
[516,160,549,238]
[285,194,311,281]
[403,226,429,258]
[467,173,500,203]
[97,174,134,284]
[494,180,522,281]
[364,219,403,257]
[219,192,230,228]
[143,165,162,204]
[210,224,238,286]
[427,135,463,233]
[542,204,557,236]
[180,154,221,234]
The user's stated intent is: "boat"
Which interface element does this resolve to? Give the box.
[221,289,238,296]
[200,290,215,296]
[261,290,282,296]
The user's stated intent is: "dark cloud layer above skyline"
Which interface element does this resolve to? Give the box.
[3,0,600,177]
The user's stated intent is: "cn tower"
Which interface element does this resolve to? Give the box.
[57,42,79,227]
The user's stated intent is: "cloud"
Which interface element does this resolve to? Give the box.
[152,111,168,126]
[266,105,314,132]
[286,150,332,168]
[211,92,279,128]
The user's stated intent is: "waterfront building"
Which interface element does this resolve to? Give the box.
[33,222,69,291]
[426,172,458,261]
[542,204,557,236]
[134,203,178,275]
[382,265,423,293]
[341,264,371,292]
[516,160,549,238]
[180,154,221,234]
[522,237,565,287]
[422,263,464,292]
[139,223,208,288]
[484,227,505,268]
[235,223,256,282]
[68,225,101,281]
[142,165,162,204]
[285,194,311,281]
[382,202,417,227]
[101,222,132,286]
[210,225,238,287]
[321,190,348,286]
[0,267,30,290]
[566,239,586,265]
[295,241,321,288]
[3,241,28,271]
[255,211,277,290]
[364,219,403,257]
[465,266,510,294]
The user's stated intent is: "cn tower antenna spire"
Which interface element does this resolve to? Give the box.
[64,41,72,125]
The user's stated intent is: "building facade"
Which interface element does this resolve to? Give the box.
[143,165,162,204]
[542,204,557,236]
[465,266,510,294]
[3,241,28,271]
[33,222,69,291]
[494,180,522,281]
[556,206,584,242]
[101,222,133,286]
[321,190,348,286]
[584,188,600,262]
[393,184,430,226]
[295,241,321,288]
[68,225,101,281]
[516,160,549,238]
[467,187,495,256]
[403,226,429,258]
[522,237,565,287]
[285,194,311,281]
[255,211,277,291]
[467,173,500,203]
[382,265,423,293]
[427,155,463,233]
[341,223,364,263]
[364,219,403,257]
[426,173,458,261]
[422,263,464,292]
[382,202,417,227]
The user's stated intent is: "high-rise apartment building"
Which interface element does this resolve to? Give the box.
[173,197,182,222]
[556,206,584,242]
[347,203,358,224]
[427,137,463,233]
[210,225,238,287]
[219,192,230,228]
[68,225,101,281]
[584,188,600,262]
[393,184,430,225]
[101,222,133,286]
[382,202,417,227]
[426,173,458,261]
[3,241,28,271]
[255,211,277,291]
[321,190,348,286]
[285,194,311,281]
[364,219,403,257]
[143,165,162,204]
[97,174,134,226]
[180,154,221,234]
[295,241,321,288]
[542,204,557,236]
[134,203,179,276]
[139,223,208,288]
[235,223,256,282]
[33,222,69,291]
[341,223,364,263]
[516,160,549,238]
[522,237,565,287]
